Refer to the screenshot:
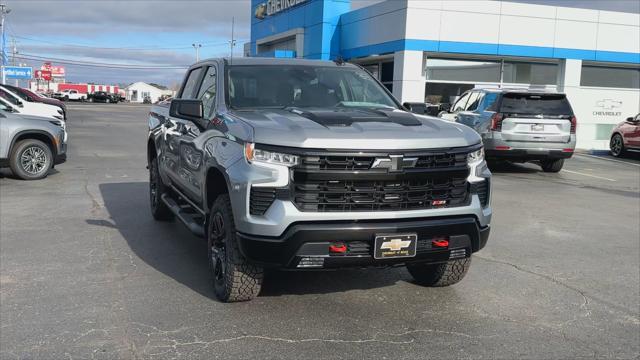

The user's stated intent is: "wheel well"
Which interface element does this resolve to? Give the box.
[206,167,228,209]
[13,132,56,157]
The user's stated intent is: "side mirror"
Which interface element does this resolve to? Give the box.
[626,117,636,123]
[170,99,203,120]
[403,102,427,115]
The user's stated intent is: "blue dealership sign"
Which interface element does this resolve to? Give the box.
[3,66,33,79]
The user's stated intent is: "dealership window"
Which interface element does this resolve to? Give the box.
[426,58,501,83]
[503,61,558,85]
[580,65,640,89]
[361,61,394,92]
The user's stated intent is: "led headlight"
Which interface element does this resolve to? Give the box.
[244,143,299,167]
[467,147,484,166]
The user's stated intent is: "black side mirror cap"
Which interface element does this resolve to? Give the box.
[169,99,203,120]
[403,102,427,114]
[626,117,635,122]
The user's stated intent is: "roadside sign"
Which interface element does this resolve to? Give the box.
[34,70,52,81]
[3,66,33,79]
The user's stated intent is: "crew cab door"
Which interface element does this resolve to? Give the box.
[176,65,220,200]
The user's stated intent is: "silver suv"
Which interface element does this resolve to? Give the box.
[0,109,67,180]
[441,89,576,172]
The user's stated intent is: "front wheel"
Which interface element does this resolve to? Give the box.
[9,139,53,180]
[540,158,564,173]
[208,194,263,302]
[610,134,625,157]
[149,157,174,221]
[407,258,471,287]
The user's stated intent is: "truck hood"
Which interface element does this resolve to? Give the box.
[230,107,481,150]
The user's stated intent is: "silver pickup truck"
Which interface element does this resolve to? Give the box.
[147,58,492,302]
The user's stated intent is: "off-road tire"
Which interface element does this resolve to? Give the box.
[149,157,174,221]
[407,258,471,287]
[9,139,53,180]
[610,134,625,157]
[540,158,564,173]
[208,194,263,302]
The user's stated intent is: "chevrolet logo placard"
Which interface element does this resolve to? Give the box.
[380,238,412,251]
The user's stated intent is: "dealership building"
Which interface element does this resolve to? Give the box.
[246,0,640,150]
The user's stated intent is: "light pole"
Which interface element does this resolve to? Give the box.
[192,43,202,62]
[0,3,11,84]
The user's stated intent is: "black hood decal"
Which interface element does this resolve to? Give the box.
[286,107,422,127]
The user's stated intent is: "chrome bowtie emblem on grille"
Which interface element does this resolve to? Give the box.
[371,155,418,172]
[380,238,412,251]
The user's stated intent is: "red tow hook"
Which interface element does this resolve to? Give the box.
[432,237,449,248]
[329,243,347,254]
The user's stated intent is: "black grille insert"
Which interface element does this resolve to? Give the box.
[250,187,276,215]
[473,180,490,207]
[293,177,469,212]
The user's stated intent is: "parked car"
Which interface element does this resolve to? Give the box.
[0,104,67,180]
[89,91,119,103]
[148,58,492,302]
[2,84,67,119]
[53,89,86,102]
[610,113,640,157]
[0,86,65,121]
[439,89,576,172]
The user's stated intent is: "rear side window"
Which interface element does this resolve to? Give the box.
[180,67,203,99]
[499,93,572,116]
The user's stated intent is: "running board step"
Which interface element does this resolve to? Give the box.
[161,194,205,237]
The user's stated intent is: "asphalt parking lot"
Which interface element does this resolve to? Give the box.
[1,103,639,359]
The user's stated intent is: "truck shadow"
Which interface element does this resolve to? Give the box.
[94,182,404,300]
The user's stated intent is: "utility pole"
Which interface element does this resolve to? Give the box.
[10,37,17,85]
[229,17,236,64]
[0,3,11,84]
[192,43,202,62]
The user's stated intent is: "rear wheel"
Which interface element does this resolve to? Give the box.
[9,139,53,180]
[208,194,263,302]
[540,158,564,172]
[610,134,625,157]
[149,157,174,221]
[407,258,471,287]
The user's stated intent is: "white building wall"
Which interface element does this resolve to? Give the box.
[392,50,426,103]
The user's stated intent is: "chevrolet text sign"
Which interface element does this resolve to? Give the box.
[255,0,307,19]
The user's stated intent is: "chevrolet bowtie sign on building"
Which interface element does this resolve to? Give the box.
[255,0,307,19]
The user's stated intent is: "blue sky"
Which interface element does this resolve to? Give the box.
[4,0,639,86]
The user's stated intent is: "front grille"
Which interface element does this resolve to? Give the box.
[301,152,467,171]
[249,188,276,215]
[293,177,468,212]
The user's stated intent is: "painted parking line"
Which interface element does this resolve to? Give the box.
[576,154,640,167]
[561,169,616,182]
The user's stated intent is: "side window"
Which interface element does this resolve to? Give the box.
[197,66,217,119]
[466,92,483,111]
[180,67,203,99]
[0,90,19,105]
[635,113,640,121]
[452,92,470,112]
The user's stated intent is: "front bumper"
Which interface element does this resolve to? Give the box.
[236,216,490,269]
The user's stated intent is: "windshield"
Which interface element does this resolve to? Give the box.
[227,65,398,110]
